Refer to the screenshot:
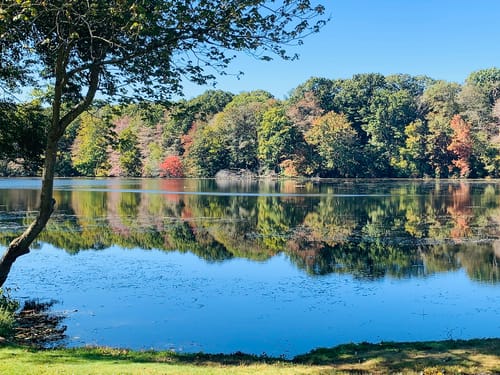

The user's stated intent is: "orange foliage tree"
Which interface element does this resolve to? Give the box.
[447,115,473,177]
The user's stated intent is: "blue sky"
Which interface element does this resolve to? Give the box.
[182,0,500,100]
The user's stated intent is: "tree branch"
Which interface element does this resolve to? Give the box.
[58,63,100,135]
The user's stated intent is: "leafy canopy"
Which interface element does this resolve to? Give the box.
[0,0,327,101]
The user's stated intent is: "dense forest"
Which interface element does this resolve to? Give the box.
[1,67,500,178]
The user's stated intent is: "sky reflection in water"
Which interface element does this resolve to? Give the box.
[1,178,499,356]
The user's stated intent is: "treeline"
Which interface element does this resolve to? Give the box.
[1,68,500,178]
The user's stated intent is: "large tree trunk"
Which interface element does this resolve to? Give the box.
[0,55,99,287]
[0,137,59,287]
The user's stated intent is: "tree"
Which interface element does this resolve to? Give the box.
[258,104,298,172]
[331,73,387,138]
[71,110,114,176]
[0,0,327,286]
[421,81,461,119]
[304,112,360,177]
[426,115,453,177]
[117,126,142,176]
[364,88,418,175]
[184,113,231,177]
[287,77,337,112]
[419,81,461,178]
[458,68,500,175]
[185,91,274,175]
[163,90,233,155]
[448,115,473,177]
[159,155,184,177]
[0,101,48,175]
[397,119,430,177]
[223,91,274,171]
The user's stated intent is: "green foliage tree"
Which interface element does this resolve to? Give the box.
[385,74,433,98]
[426,115,453,177]
[0,0,326,286]
[465,68,500,107]
[305,112,360,177]
[287,77,337,112]
[163,90,233,155]
[414,80,462,177]
[397,119,430,177]
[258,104,298,172]
[459,68,500,175]
[71,110,113,176]
[54,120,79,176]
[224,92,274,171]
[185,116,230,177]
[186,91,274,175]
[331,73,387,138]
[421,81,461,118]
[364,89,418,175]
[117,126,142,177]
[0,101,48,175]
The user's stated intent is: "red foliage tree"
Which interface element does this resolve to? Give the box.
[160,155,184,177]
[180,121,199,155]
[447,115,473,177]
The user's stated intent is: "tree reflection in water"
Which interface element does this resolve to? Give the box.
[0,178,499,283]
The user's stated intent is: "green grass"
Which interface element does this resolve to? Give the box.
[0,346,317,375]
[0,307,15,338]
[0,339,499,374]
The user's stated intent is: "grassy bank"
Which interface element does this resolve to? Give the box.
[0,339,499,374]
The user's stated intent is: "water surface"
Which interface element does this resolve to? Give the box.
[1,178,499,356]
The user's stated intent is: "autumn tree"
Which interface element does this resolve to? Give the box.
[426,115,453,178]
[159,155,184,177]
[419,80,461,177]
[458,68,500,175]
[304,112,360,177]
[163,90,233,156]
[0,0,326,286]
[448,115,473,177]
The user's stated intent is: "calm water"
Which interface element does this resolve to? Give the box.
[0,178,499,357]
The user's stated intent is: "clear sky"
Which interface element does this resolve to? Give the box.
[181,0,500,100]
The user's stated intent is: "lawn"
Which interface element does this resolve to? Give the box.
[0,338,498,374]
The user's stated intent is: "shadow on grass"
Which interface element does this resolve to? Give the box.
[294,338,500,373]
[6,346,289,366]
[2,338,499,373]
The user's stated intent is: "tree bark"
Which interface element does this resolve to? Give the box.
[0,61,100,287]
[0,137,58,287]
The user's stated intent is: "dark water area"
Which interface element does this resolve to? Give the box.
[0,178,499,357]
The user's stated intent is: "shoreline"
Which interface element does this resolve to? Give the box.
[1,338,499,374]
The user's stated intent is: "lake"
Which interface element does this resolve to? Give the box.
[0,178,499,357]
